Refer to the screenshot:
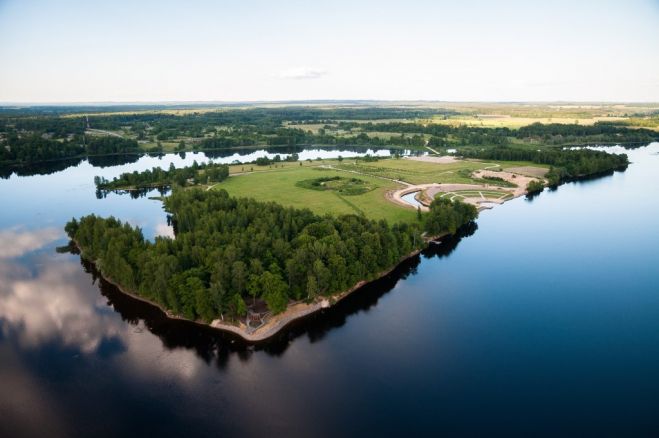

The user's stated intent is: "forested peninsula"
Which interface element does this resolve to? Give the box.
[95,161,229,191]
[65,189,476,339]
[459,146,629,185]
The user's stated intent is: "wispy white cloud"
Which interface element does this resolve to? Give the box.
[277,67,327,80]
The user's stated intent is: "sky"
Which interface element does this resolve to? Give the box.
[0,0,658,103]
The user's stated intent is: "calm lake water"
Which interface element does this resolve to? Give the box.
[1,144,658,437]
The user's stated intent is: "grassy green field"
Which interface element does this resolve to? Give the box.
[210,156,548,223]
[334,158,547,185]
[212,164,417,223]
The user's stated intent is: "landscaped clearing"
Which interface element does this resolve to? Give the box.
[212,164,417,223]
[211,156,548,221]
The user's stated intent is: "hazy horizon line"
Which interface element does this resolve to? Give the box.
[1,99,658,107]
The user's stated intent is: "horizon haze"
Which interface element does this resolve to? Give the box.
[1,0,658,103]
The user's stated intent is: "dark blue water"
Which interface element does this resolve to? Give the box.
[1,145,658,437]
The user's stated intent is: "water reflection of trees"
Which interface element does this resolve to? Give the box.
[0,158,84,179]
[0,154,142,179]
[96,186,170,199]
[85,221,478,367]
[0,250,125,356]
[86,154,141,168]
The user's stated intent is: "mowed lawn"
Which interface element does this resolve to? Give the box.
[212,165,417,223]
[211,157,548,222]
[336,157,547,185]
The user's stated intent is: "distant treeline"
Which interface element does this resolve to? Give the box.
[459,146,629,185]
[0,134,139,165]
[95,161,229,191]
[340,121,658,147]
[196,129,428,149]
[3,106,655,166]
[66,188,476,321]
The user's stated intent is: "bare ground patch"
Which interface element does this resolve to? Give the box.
[504,166,549,178]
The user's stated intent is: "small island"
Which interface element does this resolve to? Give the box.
[66,188,477,341]
[69,142,630,341]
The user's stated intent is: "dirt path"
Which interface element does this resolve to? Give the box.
[424,145,441,155]
[389,183,507,211]
[86,128,124,138]
[389,166,545,212]
[471,169,540,197]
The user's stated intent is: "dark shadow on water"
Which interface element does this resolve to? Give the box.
[78,222,477,368]
[87,154,141,168]
[82,259,248,369]
[0,157,84,179]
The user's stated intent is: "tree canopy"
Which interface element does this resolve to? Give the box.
[66,188,477,323]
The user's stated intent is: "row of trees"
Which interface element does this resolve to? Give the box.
[66,188,477,322]
[254,154,299,166]
[515,122,657,145]
[339,121,657,147]
[95,161,229,190]
[1,106,447,144]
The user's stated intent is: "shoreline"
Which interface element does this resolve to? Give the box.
[73,233,447,343]
[0,143,410,169]
[71,160,627,343]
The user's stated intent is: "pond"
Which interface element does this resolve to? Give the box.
[400,190,423,208]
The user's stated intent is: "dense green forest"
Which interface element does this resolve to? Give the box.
[0,134,85,163]
[2,106,655,166]
[340,121,658,147]
[0,133,139,164]
[95,161,229,190]
[458,146,629,185]
[66,189,476,322]
[86,136,140,155]
[425,197,478,235]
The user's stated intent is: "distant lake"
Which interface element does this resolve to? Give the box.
[0,144,658,437]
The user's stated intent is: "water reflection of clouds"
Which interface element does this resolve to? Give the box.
[0,226,205,382]
[0,257,123,354]
[0,227,61,258]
